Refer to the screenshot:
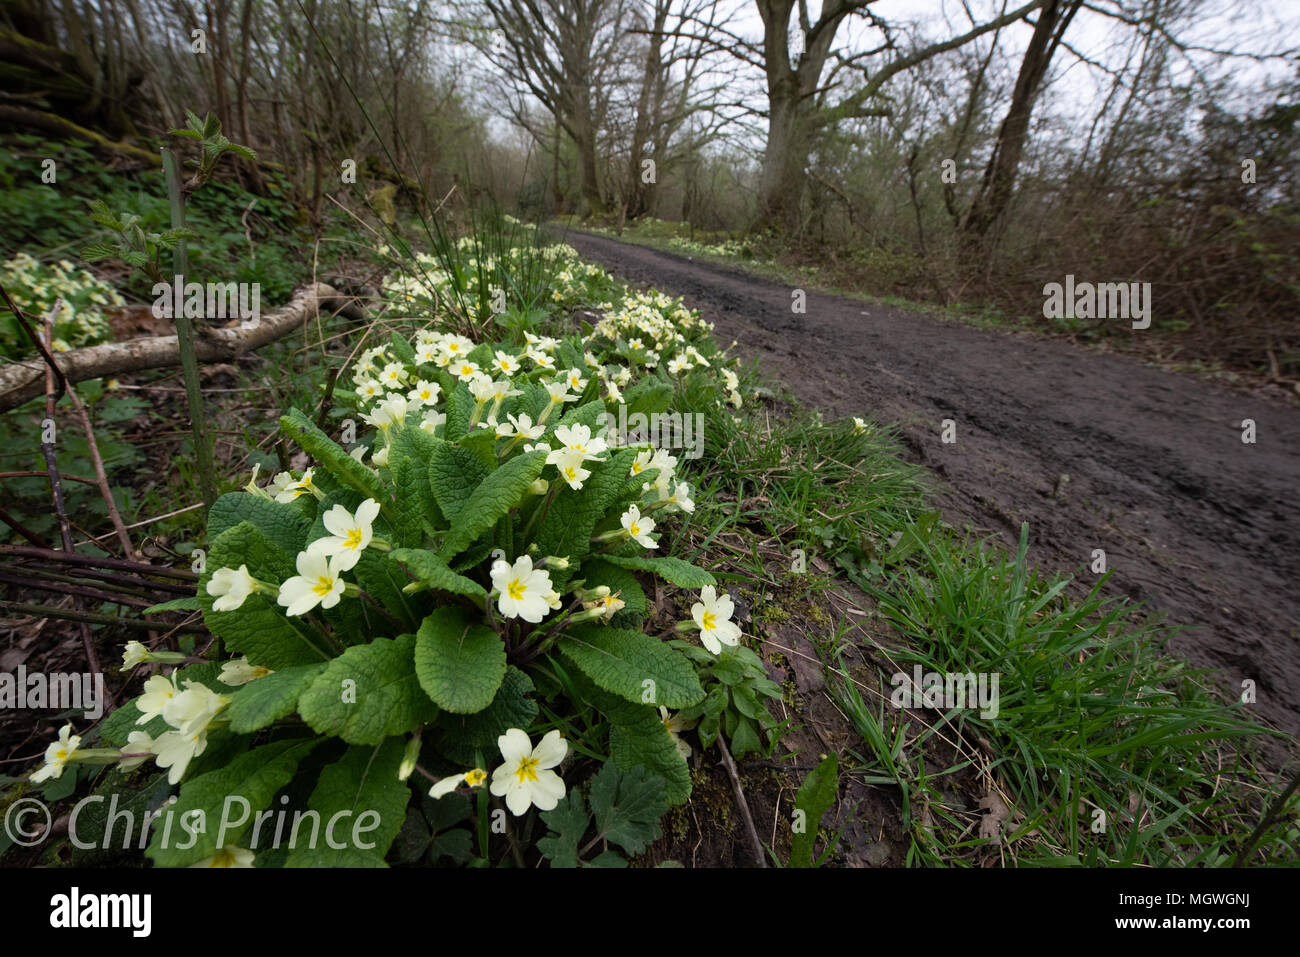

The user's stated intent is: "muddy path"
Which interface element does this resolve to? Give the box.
[565,229,1300,772]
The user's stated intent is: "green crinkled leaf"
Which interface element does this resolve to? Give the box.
[391,548,486,599]
[588,761,667,857]
[143,596,201,614]
[559,624,703,709]
[146,739,318,867]
[201,521,332,669]
[428,438,490,523]
[281,407,386,502]
[386,426,444,547]
[577,559,646,616]
[607,702,692,806]
[458,428,498,470]
[440,450,546,558]
[208,492,312,555]
[387,330,416,365]
[790,753,839,868]
[601,554,716,588]
[226,664,326,733]
[298,634,438,745]
[414,606,506,714]
[556,398,607,432]
[534,447,637,561]
[621,380,674,418]
[432,666,537,766]
[443,382,473,441]
[285,738,411,867]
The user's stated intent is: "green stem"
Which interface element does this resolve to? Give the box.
[161,147,218,511]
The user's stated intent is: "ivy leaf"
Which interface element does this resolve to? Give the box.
[391,548,487,600]
[226,664,326,733]
[440,450,546,559]
[146,739,318,867]
[285,738,411,867]
[600,554,716,588]
[298,634,438,745]
[558,624,704,709]
[414,606,507,714]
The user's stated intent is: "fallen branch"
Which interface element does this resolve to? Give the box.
[0,282,364,411]
[716,731,768,868]
[0,105,161,167]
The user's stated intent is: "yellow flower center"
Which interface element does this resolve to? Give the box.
[702,610,717,631]
[465,768,487,787]
[252,666,271,679]
[210,848,238,868]
[507,579,526,600]
[312,575,335,596]
[563,467,577,481]
[344,528,364,550]
[55,748,68,762]
[631,463,644,474]
[629,523,640,536]
[515,756,540,783]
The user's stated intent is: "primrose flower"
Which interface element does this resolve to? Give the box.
[530,351,556,371]
[267,471,296,499]
[551,449,592,490]
[163,681,229,736]
[219,657,273,686]
[30,724,80,784]
[660,707,696,761]
[442,335,474,359]
[117,730,155,771]
[667,355,692,375]
[490,729,567,816]
[497,412,544,441]
[121,640,150,670]
[308,498,381,571]
[277,551,348,616]
[584,350,602,369]
[691,585,742,655]
[136,673,181,725]
[544,381,575,404]
[274,468,323,503]
[620,505,658,549]
[563,368,587,392]
[190,846,255,868]
[420,408,447,434]
[407,380,441,408]
[549,424,607,462]
[429,767,488,799]
[362,394,408,430]
[664,482,695,513]
[378,362,407,387]
[490,555,554,623]
[469,375,498,404]
[493,351,520,376]
[852,417,868,434]
[207,564,259,612]
[416,343,440,365]
[452,360,482,382]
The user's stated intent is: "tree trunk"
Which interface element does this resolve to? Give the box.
[963,0,1079,236]
[755,88,807,232]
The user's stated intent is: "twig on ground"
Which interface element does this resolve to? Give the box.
[716,730,767,868]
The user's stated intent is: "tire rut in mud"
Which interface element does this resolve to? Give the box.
[564,228,1300,772]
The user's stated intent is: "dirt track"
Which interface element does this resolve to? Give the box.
[566,229,1300,770]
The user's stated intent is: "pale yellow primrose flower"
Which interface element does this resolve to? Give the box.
[429,767,488,799]
[189,846,255,868]
[207,564,258,612]
[620,505,658,549]
[490,555,554,624]
[219,657,273,686]
[307,498,381,572]
[277,551,348,616]
[30,724,80,783]
[691,585,742,655]
[490,729,567,815]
